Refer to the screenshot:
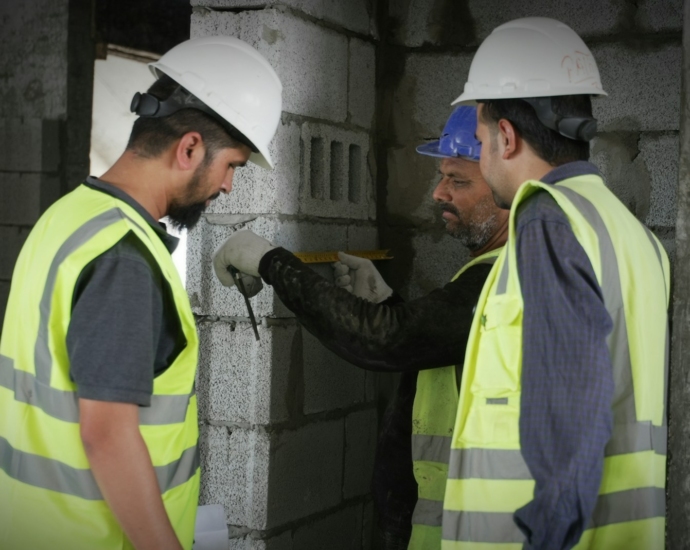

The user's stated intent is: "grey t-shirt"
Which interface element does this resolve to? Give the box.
[66,177,186,406]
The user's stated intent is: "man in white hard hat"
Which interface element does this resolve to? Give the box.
[441,17,669,549]
[212,105,509,550]
[0,36,282,550]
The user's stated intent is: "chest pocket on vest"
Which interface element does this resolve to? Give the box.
[467,296,523,445]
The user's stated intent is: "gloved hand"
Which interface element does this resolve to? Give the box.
[213,265,264,298]
[213,229,276,286]
[331,252,393,304]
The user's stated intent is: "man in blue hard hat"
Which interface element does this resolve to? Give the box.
[212,105,509,549]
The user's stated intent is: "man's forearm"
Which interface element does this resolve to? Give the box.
[79,399,183,550]
[259,248,490,372]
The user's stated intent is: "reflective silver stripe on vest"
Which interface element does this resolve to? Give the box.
[0,435,199,500]
[0,354,191,425]
[442,487,666,543]
[556,187,666,456]
[442,510,524,543]
[412,434,452,464]
[3,207,191,426]
[496,249,509,295]
[412,498,444,527]
[447,448,531,480]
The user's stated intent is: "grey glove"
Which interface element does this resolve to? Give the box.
[213,230,276,295]
[331,252,392,304]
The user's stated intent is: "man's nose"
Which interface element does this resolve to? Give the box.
[432,178,451,202]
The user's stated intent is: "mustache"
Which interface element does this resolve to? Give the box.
[437,202,461,218]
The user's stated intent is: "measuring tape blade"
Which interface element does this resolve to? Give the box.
[293,249,393,264]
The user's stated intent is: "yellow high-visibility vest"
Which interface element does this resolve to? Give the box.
[408,248,502,550]
[0,184,200,549]
[443,174,669,549]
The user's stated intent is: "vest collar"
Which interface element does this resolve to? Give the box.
[84,176,179,253]
[540,161,601,185]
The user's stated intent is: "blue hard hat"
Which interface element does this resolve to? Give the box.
[416,106,481,161]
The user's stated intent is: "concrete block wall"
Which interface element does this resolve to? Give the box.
[190,3,378,547]
[0,0,94,324]
[379,0,682,298]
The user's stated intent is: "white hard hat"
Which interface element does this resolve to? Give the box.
[452,17,607,105]
[149,36,283,169]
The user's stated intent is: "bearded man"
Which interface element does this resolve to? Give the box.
[0,36,282,550]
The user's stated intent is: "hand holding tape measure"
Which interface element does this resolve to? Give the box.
[213,230,394,340]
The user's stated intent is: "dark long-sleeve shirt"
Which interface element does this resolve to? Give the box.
[259,252,492,372]
[514,162,614,550]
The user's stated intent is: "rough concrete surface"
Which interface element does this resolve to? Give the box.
[0,0,69,119]
[394,52,474,141]
[192,8,348,122]
[640,133,680,228]
[590,133,653,223]
[187,215,355,318]
[0,173,42,226]
[406,231,472,300]
[266,419,345,528]
[386,143,440,226]
[291,503,363,550]
[390,0,681,48]
[204,120,302,217]
[344,408,378,499]
[301,327,369,414]
[299,122,375,220]
[229,531,294,550]
[593,42,681,132]
[191,0,374,36]
[196,322,296,426]
[348,38,376,129]
[390,0,621,48]
[636,0,683,32]
[0,118,49,172]
[199,425,272,528]
[0,226,31,280]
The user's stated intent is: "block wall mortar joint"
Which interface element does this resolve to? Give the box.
[265,402,378,434]
[281,111,375,134]
[226,494,374,540]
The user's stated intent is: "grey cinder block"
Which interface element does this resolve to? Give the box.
[593,43,681,132]
[265,420,345,528]
[192,8,348,122]
[348,38,376,130]
[302,328,368,414]
[196,321,297,426]
[299,122,375,220]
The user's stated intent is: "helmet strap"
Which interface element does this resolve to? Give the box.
[521,97,597,142]
[130,86,259,153]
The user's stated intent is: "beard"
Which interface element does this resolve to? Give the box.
[437,198,499,251]
[167,163,218,231]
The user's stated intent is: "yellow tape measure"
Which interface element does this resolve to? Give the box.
[294,249,393,264]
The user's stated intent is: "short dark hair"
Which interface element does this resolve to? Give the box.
[127,74,239,159]
[479,95,592,166]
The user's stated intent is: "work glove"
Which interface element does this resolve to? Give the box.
[213,230,276,293]
[331,252,393,304]
[213,266,264,298]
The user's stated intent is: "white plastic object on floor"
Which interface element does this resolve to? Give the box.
[193,504,228,550]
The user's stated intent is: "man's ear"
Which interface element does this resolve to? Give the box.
[497,119,519,160]
[175,131,204,171]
